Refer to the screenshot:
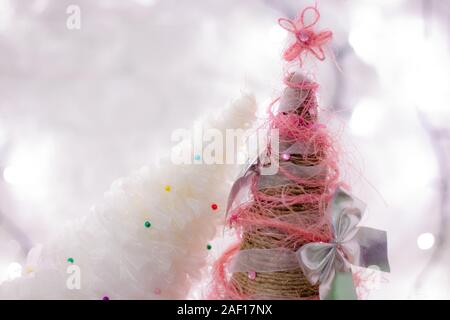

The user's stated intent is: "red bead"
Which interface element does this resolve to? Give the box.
[211,203,218,210]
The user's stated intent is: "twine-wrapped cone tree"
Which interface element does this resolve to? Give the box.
[212,6,390,300]
[212,70,338,299]
[228,72,336,299]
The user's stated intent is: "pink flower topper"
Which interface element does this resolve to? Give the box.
[278,6,332,65]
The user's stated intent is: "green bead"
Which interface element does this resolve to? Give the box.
[206,244,212,250]
[67,257,74,264]
[144,221,151,228]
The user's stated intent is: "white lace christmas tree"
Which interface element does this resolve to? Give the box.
[0,94,256,299]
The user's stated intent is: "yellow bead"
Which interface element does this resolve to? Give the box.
[164,185,171,192]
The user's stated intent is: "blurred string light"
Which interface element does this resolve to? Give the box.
[349,3,450,124]
[347,2,450,299]
[348,1,446,198]
[349,2,418,66]
[417,232,435,250]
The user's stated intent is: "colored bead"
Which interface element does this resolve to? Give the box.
[67,257,74,264]
[248,271,257,280]
[206,244,212,250]
[154,288,161,295]
[102,296,110,300]
[144,221,151,228]
[281,153,291,161]
[211,203,218,210]
[164,185,171,192]
[194,154,201,161]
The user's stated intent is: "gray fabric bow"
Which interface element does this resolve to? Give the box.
[229,187,390,299]
[296,187,390,299]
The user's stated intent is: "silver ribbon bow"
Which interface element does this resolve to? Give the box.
[229,187,390,300]
[297,187,390,299]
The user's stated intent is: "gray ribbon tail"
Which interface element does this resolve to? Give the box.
[225,164,258,218]
[354,227,390,272]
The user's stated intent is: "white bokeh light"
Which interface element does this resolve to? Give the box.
[6,262,22,281]
[348,5,383,64]
[349,98,384,137]
[417,233,435,250]
[3,138,54,201]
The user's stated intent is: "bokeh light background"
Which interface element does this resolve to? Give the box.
[0,0,449,299]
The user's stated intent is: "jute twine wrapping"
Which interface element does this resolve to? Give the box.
[229,78,331,299]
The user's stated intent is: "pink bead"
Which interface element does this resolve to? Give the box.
[248,271,257,280]
[154,288,161,295]
[296,29,312,44]
[298,31,310,42]
[281,153,291,161]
